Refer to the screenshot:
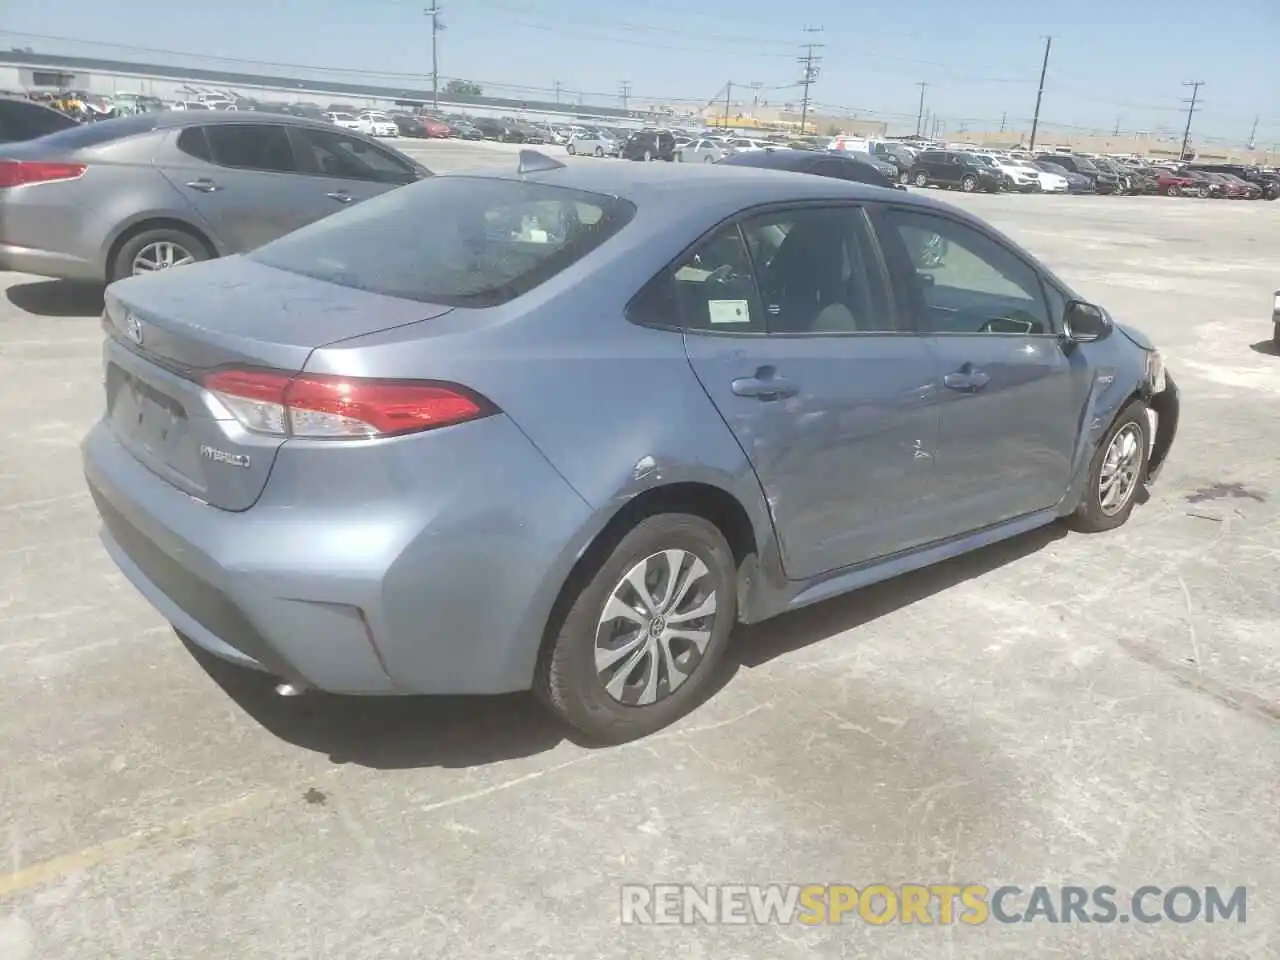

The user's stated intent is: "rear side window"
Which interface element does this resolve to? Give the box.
[176,126,212,161]
[249,176,636,307]
[205,124,298,173]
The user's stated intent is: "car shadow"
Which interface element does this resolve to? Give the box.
[187,523,1066,770]
[6,280,104,318]
[1248,338,1278,357]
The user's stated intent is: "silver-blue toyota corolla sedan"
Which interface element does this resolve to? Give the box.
[82,152,1179,742]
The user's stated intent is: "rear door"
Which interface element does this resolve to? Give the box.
[668,203,944,579]
[287,125,423,207]
[158,122,320,253]
[875,205,1084,537]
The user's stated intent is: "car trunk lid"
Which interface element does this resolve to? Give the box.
[102,257,454,511]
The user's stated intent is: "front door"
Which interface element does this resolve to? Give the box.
[875,205,1086,538]
[670,204,943,580]
[159,122,320,253]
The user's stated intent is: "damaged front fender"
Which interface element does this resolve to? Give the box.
[1145,372,1179,485]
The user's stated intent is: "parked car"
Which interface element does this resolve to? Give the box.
[1176,168,1222,199]
[621,130,676,162]
[473,118,524,142]
[326,112,364,132]
[1033,159,1092,193]
[356,113,399,138]
[171,101,213,113]
[867,141,916,182]
[1186,163,1279,200]
[676,137,733,163]
[1273,290,1279,346]
[451,121,486,141]
[718,146,902,190]
[80,152,1178,742]
[0,111,428,283]
[908,150,1003,193]
[1037,154,1118,194]
[995,156,1065,193]
[1217,172,1262,200]
[566,131,618,157]
[0,96,79,144]
[1150,168,1202,197]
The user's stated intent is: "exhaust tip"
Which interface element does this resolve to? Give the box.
[274,682,307,697]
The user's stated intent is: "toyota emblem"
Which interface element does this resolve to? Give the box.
[125,313,144,346]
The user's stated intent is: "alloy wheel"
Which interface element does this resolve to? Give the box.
[1098,423,1144,516]
[132,241,195,275]
[914,172,928,187]
[594,549,718,707]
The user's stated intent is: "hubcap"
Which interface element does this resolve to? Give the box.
[132,241,195,275]
[594,549,718,707]
[1098,423,1144,516]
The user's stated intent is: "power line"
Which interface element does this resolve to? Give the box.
[1180,80,1204,160]
[797,27,823,136]
[1028,35,1052,152]
[915,81,928,136]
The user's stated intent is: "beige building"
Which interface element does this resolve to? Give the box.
[699,105,886,138]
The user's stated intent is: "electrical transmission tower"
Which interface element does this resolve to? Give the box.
[797,27,824,136]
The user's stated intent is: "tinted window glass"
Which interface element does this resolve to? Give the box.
[175,126,211,161]
[741,207,895,333]
[883,208,1051,335]
[251,177,635,307]
[295,127,422,184]
[22,113,158,150]
[0,100,78,141]
[205,124,297,173]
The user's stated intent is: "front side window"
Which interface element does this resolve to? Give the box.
[251,176,635,307]
[205,124,297,173]
[294,127,422,184]
[881,208,1052,335]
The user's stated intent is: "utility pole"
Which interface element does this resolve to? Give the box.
[1247,115,1258,150]
[915,81,928,136]
[1113,116,1120,135]
[620,81,631,113]
[797,26,824,136]
[723,81,732,129]
[1028,36,1052,153]
[553,80,563,104]
[424,5,443,111]
[1000,111,1007,132]
[922,108,930,139]
[1179,81,1204,161]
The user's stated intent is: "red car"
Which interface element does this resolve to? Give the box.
[422,119,452,138]
[1153,169,1202,197]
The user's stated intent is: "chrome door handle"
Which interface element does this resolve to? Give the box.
[731,373,799,400]
[943,368,990,392]
[326,191,355,203]
[184,179,220,193]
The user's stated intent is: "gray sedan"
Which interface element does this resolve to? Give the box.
[0,111,428,283]
[82,153,1178,743]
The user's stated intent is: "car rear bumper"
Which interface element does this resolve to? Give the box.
[82,412,594,696]
[0,241,101,282]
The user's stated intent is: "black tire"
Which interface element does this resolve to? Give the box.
[566,143,576,155]
[110,226,214,283]
[1164,185,1180,197]
[594,146,604,157]
[914,171,928,187]
[1273,322,1280,347]
[898,170,910,184]
[961,175,977,192]
[534,514,738,743]
[1069,400,1150,533]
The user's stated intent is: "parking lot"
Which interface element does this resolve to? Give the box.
[2,137,1278,959]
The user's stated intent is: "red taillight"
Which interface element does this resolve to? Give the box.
[0,161,87,188]
[202,369,493,439]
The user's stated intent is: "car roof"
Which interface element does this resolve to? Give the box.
[446,154,962,222]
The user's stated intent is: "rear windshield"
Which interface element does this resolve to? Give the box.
[28,113,160,149]
[249,176,636,307]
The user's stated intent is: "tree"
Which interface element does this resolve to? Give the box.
[444,79,482,97]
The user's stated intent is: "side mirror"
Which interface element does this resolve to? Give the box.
[1062,300,1112,343]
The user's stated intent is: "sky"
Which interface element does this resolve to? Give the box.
[3,0,1277,144]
